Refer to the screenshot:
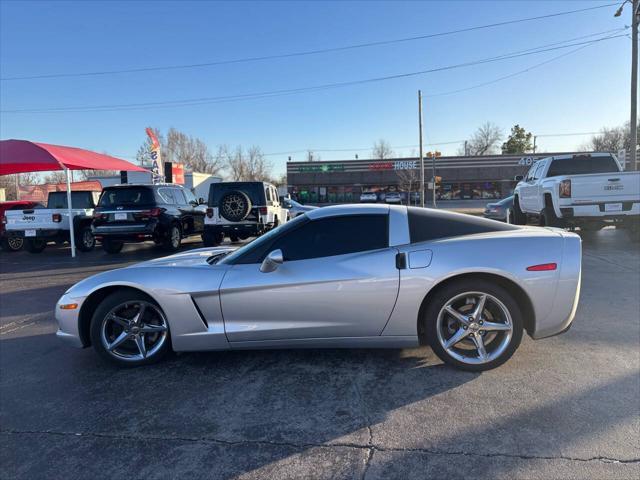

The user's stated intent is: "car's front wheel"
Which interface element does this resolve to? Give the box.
[102,238,124,254]
[90,290,171,367]
[512,196,526,225]
[424,279,523,371]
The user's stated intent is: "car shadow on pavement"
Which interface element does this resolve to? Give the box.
[0,332,475,479]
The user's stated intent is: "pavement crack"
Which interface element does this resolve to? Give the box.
[2,429,638,466]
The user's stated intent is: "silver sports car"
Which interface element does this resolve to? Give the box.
[56,204,581,371]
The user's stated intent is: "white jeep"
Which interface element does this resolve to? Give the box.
[203,181,288,245]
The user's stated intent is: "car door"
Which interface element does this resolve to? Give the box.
[519,162,542,212]
[183,188,205,233]
[219,214,400,341]
[172,188,194,235]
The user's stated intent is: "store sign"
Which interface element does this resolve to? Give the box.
[298,164,345,173]
[518,156,537,166]
[369,160,418,171]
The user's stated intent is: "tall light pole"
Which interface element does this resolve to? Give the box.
[616,0,639,170]
[418,90,425,207]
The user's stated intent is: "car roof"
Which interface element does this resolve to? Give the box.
[107,183,183,189]
[306,203,398,219]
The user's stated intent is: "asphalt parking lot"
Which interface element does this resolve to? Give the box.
[1,231,639,479]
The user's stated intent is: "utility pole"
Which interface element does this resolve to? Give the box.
[631,0,638,170]
[418,90,425,207]
[533,135,537,154]
[431,153,436,208]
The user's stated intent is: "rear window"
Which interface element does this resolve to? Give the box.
[98,187,155,208]
[208,183,266,206]
[408,207,518,243]
[47,192,97,209]
[546,155,619,177]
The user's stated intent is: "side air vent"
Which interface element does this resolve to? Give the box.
[191,296,209,328]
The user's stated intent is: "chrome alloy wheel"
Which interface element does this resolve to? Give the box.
[82,229,95,248]
[436,291,513,365]
[100,301,168,362]
[222,193,246,218]
[170,226,180,248]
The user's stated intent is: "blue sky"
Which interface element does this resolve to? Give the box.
[0,0,632,176]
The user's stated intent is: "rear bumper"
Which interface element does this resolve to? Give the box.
[6,229,67,240]
[205,223,262,235]
[92,222,158,241]
[531,232,582,339]
[558,201,640,221]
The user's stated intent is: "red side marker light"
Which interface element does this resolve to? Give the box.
[526,263,557,272]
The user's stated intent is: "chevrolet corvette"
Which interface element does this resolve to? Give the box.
[56,204,581,371]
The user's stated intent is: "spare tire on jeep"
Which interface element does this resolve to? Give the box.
[219,191,252,222]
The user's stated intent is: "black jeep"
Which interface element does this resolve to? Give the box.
[92,184,207,253]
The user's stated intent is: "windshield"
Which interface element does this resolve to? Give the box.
[219,214,307,265]
[47,192,96,209]
[98,187,155,207]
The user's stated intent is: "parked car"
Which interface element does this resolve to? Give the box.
[385,192,402,204]
[513,153,640,234]
[0,201,43,252]
[92,184,206,254]
[56,204,582,372]
[203,181,287,246]
[484,196,514,223]
[282,197,317,218]
[360,192,378,203]
[4,191,100,253]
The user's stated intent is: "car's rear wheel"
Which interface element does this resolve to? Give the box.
[1,236,23,252]
[76,226,95,252]
[424,280,523,371]
[25,238,46,253]
[90,291,170,367]
[102,238,124,254]
[512,196,526,225]
[163,225,181,251]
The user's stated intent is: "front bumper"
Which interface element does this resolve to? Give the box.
[55,292,87,348]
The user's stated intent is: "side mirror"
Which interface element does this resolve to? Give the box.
[260,249,284,273]
[514,175,524,182]
[198,197,206,205]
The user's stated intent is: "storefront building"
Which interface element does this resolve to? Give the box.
[286,152,591,204]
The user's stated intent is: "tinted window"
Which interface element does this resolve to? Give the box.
[233,214,388,264]
[183,188,197,204]
[547,155,619,177]
[156,188,176,204]
[48,192,96,209]
[208,182,266,206]
[172,188,188,205]
[408,207,518,243]
[98,187,155,207]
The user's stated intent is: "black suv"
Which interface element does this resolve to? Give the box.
[92,184,206,253]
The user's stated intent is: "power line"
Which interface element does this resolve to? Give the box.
[0,2,618,81]
[1,32,625,114]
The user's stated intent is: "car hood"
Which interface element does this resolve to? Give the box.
[133,246,238,268]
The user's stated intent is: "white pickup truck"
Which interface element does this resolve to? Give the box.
[513,153,640,235]
[3,190,101,253]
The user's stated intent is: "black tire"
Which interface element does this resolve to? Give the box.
[89,290,171,367]
[0,236,23,252]
[219,191,252,222]
[504,208,512,224]
[102,238,124,254]
[203,230,224,247]
[512,196,526,225]
[163,224,181,252]
[229,234,240,243]
[24,238,46,253]
[76,226,95,252]
[542,205,563,228]
[424,279,524,372]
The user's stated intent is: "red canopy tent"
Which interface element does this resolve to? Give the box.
[0,139,149,257]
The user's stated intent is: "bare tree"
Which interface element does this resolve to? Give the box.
[396,167,420,205]
[135,127,223,176]
[585,122,639,152]
[42,171,68,184]
[371,139,395,159]
[466,122,503,156]
[223,145,273,182]
[0,172,38,200]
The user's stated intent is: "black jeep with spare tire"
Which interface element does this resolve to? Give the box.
[203,181,287,246]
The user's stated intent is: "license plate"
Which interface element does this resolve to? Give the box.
[25,229,36,237]
[114,213,128,220]
[604,203,623,212]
